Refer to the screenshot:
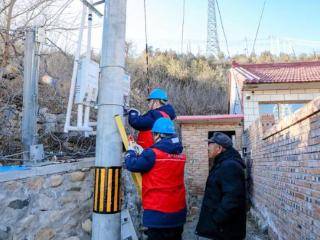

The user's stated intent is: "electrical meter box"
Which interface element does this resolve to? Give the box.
[75,58,99,104]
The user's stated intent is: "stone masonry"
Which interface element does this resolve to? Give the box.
[0,158,143,240]
[245,97,320,239]
[0,158,94,240]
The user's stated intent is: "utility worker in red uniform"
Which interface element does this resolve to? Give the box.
[125,118,186,240]
[128,88,176,149]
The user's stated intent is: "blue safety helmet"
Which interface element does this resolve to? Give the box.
[147,88,168,101]
[151,118,176,134]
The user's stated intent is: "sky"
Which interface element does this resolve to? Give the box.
[78,0,320,56]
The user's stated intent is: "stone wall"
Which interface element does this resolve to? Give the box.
[245,97,320,240]
[0,158,94,240]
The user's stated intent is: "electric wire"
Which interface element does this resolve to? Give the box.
[143,0,150,93]
[251,0,267,56]
[215,0,230,58]
[180,0,186,54]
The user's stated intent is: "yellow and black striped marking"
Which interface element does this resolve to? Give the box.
[93,166,121,214]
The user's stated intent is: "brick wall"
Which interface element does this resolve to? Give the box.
[180,123,242,195]
[245,97,320,240]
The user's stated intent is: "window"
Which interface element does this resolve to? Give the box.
[259,103,305,122]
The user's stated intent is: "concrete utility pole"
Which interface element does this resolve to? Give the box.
[92,0,127,239]
[22,28,40,161]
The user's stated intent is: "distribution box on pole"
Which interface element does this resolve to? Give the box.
[74,58,99,105]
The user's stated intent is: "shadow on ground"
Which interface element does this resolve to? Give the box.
[182,214,269,240]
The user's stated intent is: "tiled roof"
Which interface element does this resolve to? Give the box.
[232,61,320,84]
[176,114,243,124]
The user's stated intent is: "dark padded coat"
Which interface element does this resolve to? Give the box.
[128,104,176,131]
[196,147,247,240]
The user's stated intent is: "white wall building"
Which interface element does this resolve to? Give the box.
[228,61,320,129]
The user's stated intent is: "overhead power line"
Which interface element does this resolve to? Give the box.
[143,0,150,92]
[215,0,230,58]
[251,0,267,56]
[181,0,186,53]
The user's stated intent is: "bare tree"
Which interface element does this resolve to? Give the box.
[2,0,17,66]
[0,0,78,66]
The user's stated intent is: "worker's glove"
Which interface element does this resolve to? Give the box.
[133,144,144,155]
[127,145,138,153]
[128,108,140,117]
[127,144,143,155]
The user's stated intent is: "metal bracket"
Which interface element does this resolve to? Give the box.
[36,27,46,43]
[30,144,44,162]
[121,209,138,240]
[79,0,103,17]
[93,0,105,5]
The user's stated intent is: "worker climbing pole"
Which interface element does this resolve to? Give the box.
[92,0,127,239]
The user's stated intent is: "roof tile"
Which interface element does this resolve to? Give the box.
[232,61,320,84]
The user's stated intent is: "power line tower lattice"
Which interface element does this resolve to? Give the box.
[207,0,220,57]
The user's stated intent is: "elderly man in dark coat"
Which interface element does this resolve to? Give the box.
[196,132,247,240]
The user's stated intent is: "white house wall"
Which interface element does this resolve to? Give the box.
[243,88,320,129]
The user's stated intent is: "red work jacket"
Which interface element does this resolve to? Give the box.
[136,111,169,149]
[142,148,186,213]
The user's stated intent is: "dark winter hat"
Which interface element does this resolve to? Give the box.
[207,132,233,148]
